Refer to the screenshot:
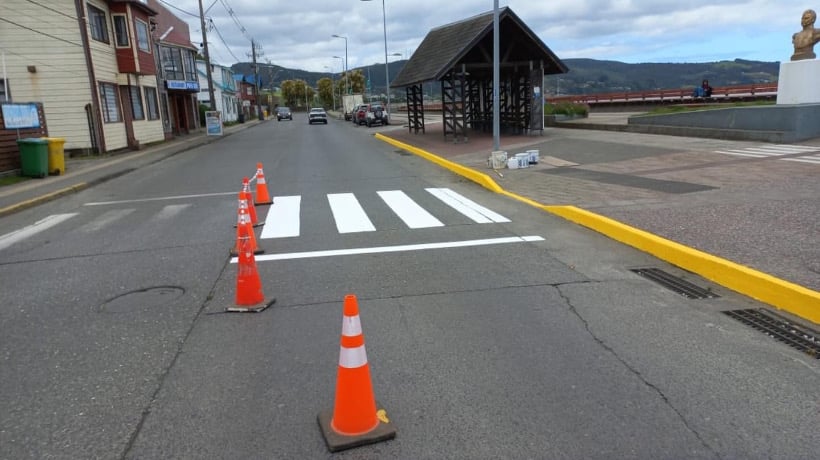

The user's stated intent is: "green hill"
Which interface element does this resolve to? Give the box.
[231,58,780,96]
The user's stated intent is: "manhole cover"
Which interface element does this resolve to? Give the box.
[99,286,185,313]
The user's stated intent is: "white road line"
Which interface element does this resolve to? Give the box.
[260,196,301,238]
[84,191,236,206]
[378,190,444,229]
[770,144,820,152]
[79,209,135,232]
[714,150,767,158]
[426,188,510,223]
[231,236,545,262]
[328,193,376,233]
[783,156,820,165]
[741,148,790,156]
[0,213,77,251]
[152,204,190,221]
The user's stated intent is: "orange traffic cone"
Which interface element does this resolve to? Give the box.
[230,198,263,256]
[226,236,275,313]
[242,177,263,227]
[254,163,273,206]
[318,294,396,452]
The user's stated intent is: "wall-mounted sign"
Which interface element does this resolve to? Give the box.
[166,80,200,92]
[2,103,40,129]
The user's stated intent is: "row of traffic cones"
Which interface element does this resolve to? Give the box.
[227,163,274,313]
[226,165,396,452]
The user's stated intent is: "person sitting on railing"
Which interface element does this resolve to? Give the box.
[693,79,713,98]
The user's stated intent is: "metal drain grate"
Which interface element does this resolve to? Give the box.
[723,309,820,359]
[630,268,719,299]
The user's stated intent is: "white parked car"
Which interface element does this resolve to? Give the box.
[308,108,328,124]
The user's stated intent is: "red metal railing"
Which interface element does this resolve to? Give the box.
[548,83,779,105]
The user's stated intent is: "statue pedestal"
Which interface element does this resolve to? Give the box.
[777,59,820,104]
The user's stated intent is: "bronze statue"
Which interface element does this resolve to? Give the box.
[791,9,820,61]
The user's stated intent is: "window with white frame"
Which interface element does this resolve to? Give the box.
[144,87,159,120]
[0,79,10,102]
[87,4,109,43]
[112,15,129,47]
[129,86,144,120]
[135,20,150,52]
[99,82,120,123]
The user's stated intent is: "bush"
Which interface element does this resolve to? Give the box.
[544,102,589,116]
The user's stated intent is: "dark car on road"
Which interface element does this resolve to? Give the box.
[308,108,328,124]
[353,103,388,127]
[276,106,292,121]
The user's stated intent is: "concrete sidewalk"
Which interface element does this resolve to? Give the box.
[0,119,265,217]
[376,115,820,324]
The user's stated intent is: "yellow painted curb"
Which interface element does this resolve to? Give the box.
[0,183,88,217]
[375,133,820,325]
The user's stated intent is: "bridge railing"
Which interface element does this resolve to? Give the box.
[548,83,779,105]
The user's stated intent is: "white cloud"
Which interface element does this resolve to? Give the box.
[167,0,809,71]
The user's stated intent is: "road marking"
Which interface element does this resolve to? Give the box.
[260,196,301,238]
[152,204,191,221]
[84,191,236,206]
[328,193,376,233]
[231,236,545,263]
[426,188,510,223]
[783,155,820,165]
[0,213,77,251]
[378,190,444,228]
[79,209,135,232]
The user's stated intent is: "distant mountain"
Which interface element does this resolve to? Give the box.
[231,58,780,95]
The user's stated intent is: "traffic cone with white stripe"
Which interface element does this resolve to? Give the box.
[230,197,263,257]
[242,177,263,227]
[226,235,275,313]
[318,294,396,452]
[254,163,273,206]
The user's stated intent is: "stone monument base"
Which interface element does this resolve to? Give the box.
[777,59,820,104]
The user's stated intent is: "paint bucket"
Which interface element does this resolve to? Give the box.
[527,149,539,164]
[490,150,507,169]
[515,153,529,168]
[507,158,519,169]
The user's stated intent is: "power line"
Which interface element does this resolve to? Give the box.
[0,17,83,48]
[209,19,241,62]
[156,0,199,18]
[21,0,77,20]
[219,0,252,42]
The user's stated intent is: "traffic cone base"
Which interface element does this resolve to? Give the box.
[318,402,396,453]
[226,297,276,313]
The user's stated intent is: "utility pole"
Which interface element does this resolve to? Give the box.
[198,0,216,110]
[252,40,262,120]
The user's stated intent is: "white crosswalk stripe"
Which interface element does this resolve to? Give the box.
[0,213,77,251]
[715,144,820,161]
[259,188,509,239]
[377,190,444,229]
[783,153,820,165]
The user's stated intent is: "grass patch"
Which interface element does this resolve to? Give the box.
[545,102,590,116]
[0,175,30,187]
[647,100,775,115]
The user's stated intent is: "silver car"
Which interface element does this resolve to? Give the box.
[308,107,328,124]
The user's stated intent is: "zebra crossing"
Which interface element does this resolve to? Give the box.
[0,188,514,252]
[260,188,510,239]
[714,144,820,164]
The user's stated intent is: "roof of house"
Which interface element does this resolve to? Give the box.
[391,7,567,88]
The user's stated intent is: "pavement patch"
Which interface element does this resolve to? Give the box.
[540,168,717,194]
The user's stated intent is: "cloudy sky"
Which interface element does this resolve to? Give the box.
[163,0,812,72]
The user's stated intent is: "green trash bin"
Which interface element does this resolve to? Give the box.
[42,137,66,175]
[17,138,49,178]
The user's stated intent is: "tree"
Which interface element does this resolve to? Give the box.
[335,69,366,95]
[317,77,334,109]
[280,80,297,107]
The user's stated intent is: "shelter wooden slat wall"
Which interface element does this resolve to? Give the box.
[0,103,48,173]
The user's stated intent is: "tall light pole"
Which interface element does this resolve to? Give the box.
[198,0,215,110]
[361,0,390,114]
[492,0,500,151]
[331,34,348,96]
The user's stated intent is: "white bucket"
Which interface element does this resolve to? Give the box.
[490,150,507,169]
[507,158,519,169]
[515,153,529,169]
[527,149,539,164]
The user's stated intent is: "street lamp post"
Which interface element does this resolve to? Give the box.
[361,0,390,115]
[331,34,348,96]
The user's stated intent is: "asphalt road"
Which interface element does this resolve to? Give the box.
[0,115,817,459]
